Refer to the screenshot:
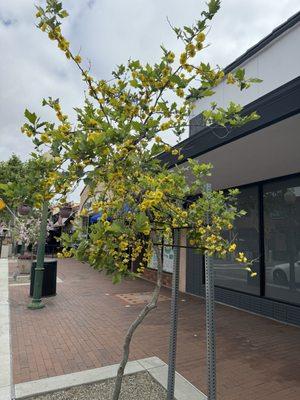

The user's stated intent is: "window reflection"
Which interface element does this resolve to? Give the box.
[214,186,260,295]
[264,177,300,304]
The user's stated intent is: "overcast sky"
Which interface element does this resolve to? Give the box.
[1,0,299,195]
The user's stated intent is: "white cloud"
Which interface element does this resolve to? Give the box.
[0,0,299,200]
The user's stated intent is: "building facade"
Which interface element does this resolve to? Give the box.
[158,11,300,325]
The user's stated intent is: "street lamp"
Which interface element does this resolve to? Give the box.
[28,201,49,309]
[28,151,53,310]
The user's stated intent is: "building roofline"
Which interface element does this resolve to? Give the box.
[224,10,300,73]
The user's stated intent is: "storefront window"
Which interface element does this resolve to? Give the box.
[214,186,260,295]
[264,177,300,304]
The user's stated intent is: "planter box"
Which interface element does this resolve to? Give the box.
[17,259,33,274]
[0,244,11,258]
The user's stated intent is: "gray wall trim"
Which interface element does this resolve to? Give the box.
[193,285,300,327]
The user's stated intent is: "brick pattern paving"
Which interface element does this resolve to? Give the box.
[9,259,300,400]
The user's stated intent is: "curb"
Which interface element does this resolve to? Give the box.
[14,357,207,400]
[0,259,13,400]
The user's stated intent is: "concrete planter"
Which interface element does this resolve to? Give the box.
[14,357,207,400]
[17,258,33,274]
[0,244,11,258]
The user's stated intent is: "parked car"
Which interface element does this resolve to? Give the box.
[272,261,300,285]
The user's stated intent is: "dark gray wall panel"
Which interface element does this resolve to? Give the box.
[186,248,203,296]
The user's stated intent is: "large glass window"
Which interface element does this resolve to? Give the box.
[264,177,300,304]
[214,186,260,295]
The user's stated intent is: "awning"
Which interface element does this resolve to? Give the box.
[89,213,102,224]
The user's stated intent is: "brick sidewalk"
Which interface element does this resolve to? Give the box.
[9,259,300,400]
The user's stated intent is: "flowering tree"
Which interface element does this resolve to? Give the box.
[13,214,54,249]
[13,217,41,249]
[0,154,68,212]
[0,155,30,223]
[23,0,260,397]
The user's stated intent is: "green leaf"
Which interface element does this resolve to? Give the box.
[135,212,149,233]
[170,75,183,86]
[151,143,163,156]
[249,78,263,83]
[112,273,122,284]
[235,68,245,81]
[24,109,37,124]
[131,121,143,131]
[107,222,123,234]
[183,26,194,35]
[60,10,69,18]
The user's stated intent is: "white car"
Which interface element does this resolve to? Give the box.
[272,261,300,285]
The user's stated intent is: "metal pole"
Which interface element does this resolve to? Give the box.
[28,202,48,310]
[167,228,180,400]
[204,183,217,400]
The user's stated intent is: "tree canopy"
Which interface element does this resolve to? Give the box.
[0,152,69,225]
[22,0,259,283]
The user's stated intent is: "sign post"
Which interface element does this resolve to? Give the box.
[204,183,217,400]
[167,228,180,400]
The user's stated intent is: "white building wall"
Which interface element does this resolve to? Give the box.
[191,23,300,118]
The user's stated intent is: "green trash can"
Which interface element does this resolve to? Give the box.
[30,259,57,297]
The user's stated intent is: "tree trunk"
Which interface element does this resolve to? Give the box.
[112,231,163,400]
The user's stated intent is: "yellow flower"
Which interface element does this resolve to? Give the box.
[228,243,236,252]
[196,32,205,43]
[120,241,128,251]
[40,23,47,32]
[176,88,184,98]
[54,156,61,163]
[88,119,98,126]
[184,65,193,73]
[180,52,187,66]
[186,43,196,57]
[227,73,235,84]
[41,133,50,143]
[74,55,82,63]
[167,52,175,63]
[236,252,248,263]
[160,122,171,131]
